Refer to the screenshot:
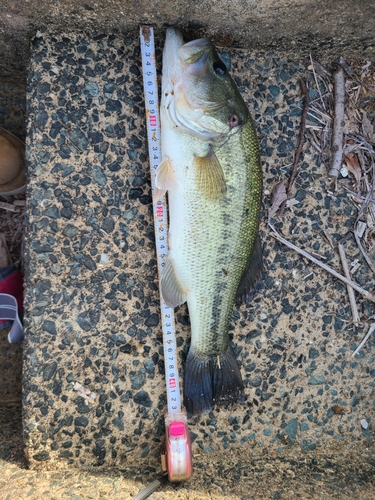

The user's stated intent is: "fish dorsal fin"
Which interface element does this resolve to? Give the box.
[161,256,187,308]
[236,233,263,304]
[194,148,227,201]
[154,158,178,201]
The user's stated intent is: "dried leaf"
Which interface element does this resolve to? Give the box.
[345,153,362,184]
[347,192,363,205]
[361,111,375,143]
[331,404,345,415]
[268,182,287,220]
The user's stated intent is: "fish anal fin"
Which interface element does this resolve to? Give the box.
[236,233,263,304]
[194,149,226,201]
[155,158,178,193]
[161,256,186,308]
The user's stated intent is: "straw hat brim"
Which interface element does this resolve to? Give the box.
[0,127,26,195]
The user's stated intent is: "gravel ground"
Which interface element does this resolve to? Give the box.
[0,28,375,498]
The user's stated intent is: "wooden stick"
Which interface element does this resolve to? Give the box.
[268,223,375,303]
[352,323,375,357]
[0,201,19,212]
[354,229,375,275]
[328,67,345,177]
[338,242,361,325]
[0,233,12,267]
[279,80,309,215]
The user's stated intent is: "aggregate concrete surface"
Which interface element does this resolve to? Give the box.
[1,404,375,498]
[1,27,375,500]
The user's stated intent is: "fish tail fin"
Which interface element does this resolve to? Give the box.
[183,347,244,415]
[212,348,245,406]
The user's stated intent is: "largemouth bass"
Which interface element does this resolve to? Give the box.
[157,27,262,415]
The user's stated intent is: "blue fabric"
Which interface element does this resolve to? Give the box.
[0,293,24,343]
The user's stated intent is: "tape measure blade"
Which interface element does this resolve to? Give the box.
[140,26,161,195]
[140,26,181,415]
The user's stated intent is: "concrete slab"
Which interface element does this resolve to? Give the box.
[23,30,375,479]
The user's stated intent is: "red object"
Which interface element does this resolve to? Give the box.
[0,266,23,324]
[164,413,193,481]
[170,421,185,436]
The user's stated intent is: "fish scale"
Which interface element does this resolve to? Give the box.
[179,122,261,357]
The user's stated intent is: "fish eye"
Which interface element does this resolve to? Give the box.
[213,60,227,75]
[228,114,240,128]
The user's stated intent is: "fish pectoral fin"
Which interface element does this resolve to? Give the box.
[155,158,179,201]
[236,233,263,304]
[194,148,227,201]
[161,256,187,308]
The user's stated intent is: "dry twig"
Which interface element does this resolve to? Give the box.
[268,223,375,304]
[354,229,375,275]
[338,242,360,325]
[0,233,12,267]
[279,80,309,214]
[269,182,287,221]
[306,57,334,165]
[309,53,326,111]
[329,67,345,177]
[0,201,19,212]
[352,323,375,357]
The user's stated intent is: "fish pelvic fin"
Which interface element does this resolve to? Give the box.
[194,148,227,201]
[155,158,178,201]
[236,233,263,304]
[183,347,245,415]
[161,256,187,308]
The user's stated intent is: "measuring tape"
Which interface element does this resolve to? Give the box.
[140,25,192,482]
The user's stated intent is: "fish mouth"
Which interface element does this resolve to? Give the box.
[165,27,211,51]
[163,28,245,140]
[165,28,214,77]
[165,26,184,46]
[163,27,185,89]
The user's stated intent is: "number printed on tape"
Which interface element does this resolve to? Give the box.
[140,26,182,415]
